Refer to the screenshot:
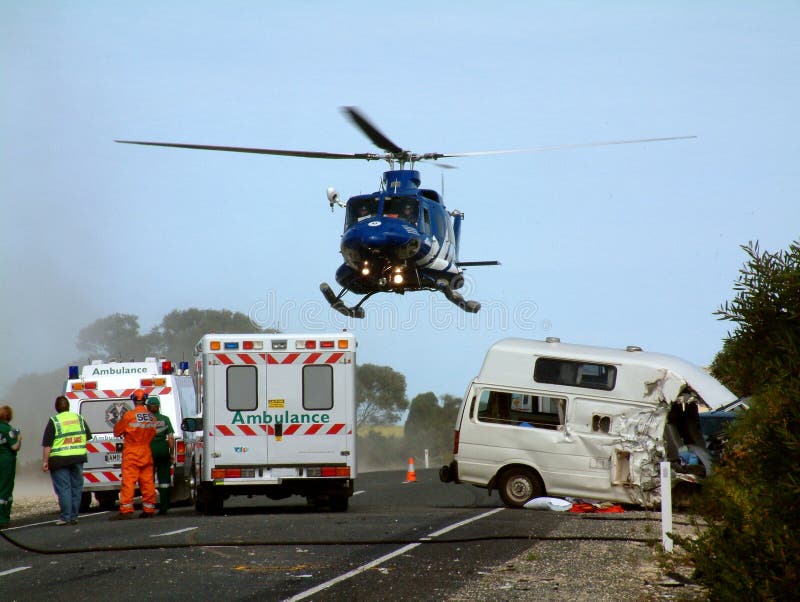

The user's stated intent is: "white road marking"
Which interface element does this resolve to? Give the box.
[150,527,198,537]
[0,566,31,577]
[284,508,504,601]
[353,490,365,495]
[3,511,111,531]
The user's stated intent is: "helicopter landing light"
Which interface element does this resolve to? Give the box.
[361,262,370,276]
[378,277,388,287]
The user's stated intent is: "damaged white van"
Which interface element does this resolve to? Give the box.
[439,337,737,508]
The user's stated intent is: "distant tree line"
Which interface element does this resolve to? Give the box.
[5,308,461,473]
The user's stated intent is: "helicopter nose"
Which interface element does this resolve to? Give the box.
[343,221,420,259]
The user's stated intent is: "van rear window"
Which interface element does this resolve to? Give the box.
[534,358,617,391]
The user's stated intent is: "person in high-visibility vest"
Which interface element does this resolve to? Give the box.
[111,389,157,519]
[0,405,22,528]
[146,396,175,514]
[41,396,91,525]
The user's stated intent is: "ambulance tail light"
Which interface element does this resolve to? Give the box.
[68,366,79,379]
[320,340,335,349]
[453,429,460,455]
[153,377,167,386]
[211,468,236,479]
[71,382,85,391]
[337,339,349,349]
[140,378,154,387]
[161,360,174,374]
[176,440,185,465]
[84,381,97,390]
[296,340,317,350]
[308,466,350,478]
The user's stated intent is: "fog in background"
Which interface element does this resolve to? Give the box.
[3,3,800,457]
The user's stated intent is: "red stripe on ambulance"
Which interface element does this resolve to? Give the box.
[84,471,120,484]
[86,442,116,453]
[214,423,346,436]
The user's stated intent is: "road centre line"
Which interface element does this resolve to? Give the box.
[150,527,198,537]
[0,566,31,577]
[284,507,504,602]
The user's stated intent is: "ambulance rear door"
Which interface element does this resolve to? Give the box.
[207,351,269,467]
[265,349,354,468]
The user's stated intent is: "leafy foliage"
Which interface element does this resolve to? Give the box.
[404,392,460,464]
[77,313,151,360]
[157,308,276,363]
[355,364,408,427]
[678,239,800,600]
[710,240,800,396]
[77,308,275,364]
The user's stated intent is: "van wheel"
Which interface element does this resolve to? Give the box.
[498,467,543,508]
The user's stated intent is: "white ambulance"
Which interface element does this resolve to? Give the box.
[184,332,356,514]
[64,358,197,511]
[440,337,737,508]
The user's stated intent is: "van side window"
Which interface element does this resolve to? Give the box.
[534,358,617,391]
[477,389,566,430]
[303,365,333,410]
[227,365,257,411]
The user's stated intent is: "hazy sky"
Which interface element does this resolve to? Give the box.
[2,2,798,401]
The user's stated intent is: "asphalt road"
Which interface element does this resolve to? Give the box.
[0,469,580,601]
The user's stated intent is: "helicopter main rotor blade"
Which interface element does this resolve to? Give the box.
[434,135,697,158]
[115,140,383,161]
[341,106,404,155]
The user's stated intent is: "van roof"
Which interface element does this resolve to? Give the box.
[477,338,736,409]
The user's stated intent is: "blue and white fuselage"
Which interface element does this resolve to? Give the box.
[334,170,464,295]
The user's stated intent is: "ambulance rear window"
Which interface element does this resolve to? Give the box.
[227,366,257,411]
[303,365,333,410]
[80,399,132,434]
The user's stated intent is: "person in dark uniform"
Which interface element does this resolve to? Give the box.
[147,396,175,515]
[0,405,22,528]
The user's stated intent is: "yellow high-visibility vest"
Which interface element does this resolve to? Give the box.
[50,412,88,457]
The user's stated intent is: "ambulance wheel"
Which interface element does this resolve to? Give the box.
[96,491,118,511]
[498,467,543,508]
[329,495,349,512]
[79,492,92,513]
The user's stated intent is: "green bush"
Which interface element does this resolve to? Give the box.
[678,384,800,600]
[678,240,800,600]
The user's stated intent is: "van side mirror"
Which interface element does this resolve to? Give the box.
[181,416,202,432]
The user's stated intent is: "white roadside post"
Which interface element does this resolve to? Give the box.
[424,449,429,469]
[660,461,674,552]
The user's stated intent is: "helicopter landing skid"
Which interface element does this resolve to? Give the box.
[437,282,481,313]
[320,283,373,319]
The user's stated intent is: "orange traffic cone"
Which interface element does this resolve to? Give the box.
[404,457,417,483]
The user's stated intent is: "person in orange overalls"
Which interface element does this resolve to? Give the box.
[111,389,157,519]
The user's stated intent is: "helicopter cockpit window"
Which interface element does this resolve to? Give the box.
[383,197,418,226]
[347,198,378,225]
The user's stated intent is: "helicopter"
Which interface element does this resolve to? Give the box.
[117,107,694,318]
